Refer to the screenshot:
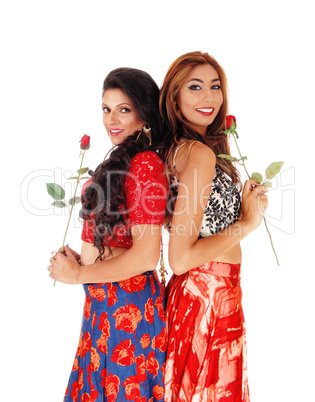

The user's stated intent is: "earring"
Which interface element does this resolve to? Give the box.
[142,125,152,145]
[136,124,152,146]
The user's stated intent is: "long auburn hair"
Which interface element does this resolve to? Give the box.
[159,51,241,225]
[80,68,169,260]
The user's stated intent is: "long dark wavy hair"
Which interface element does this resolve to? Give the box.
[159,51,242,227]
[80,67,169,260]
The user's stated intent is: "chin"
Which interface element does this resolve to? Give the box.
[109,136,125,146]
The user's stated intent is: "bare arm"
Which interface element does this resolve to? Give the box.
[49,224,162,284]
[169,142,268,275]
[80,241,127,266]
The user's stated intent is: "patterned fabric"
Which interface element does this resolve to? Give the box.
[165,262,250,402]
[170,166,241,237]
[64,271,166,402]
[64,151,167,401]
[166,142,249,401]
[81,151,167,249]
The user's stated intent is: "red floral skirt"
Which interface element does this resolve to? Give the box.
[165,261,250,402]
[64,270,166,402]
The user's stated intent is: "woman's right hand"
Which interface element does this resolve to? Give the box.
[58,245,81,261]
[240,179,269,230]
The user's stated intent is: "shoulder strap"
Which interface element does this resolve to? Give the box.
[173,142,186,168]
[173,140,203,168]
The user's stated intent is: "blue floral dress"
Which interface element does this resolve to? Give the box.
[64,151,167,402]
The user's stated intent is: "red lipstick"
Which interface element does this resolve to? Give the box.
[196,107,214,116]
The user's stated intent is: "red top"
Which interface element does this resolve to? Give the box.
[81,151,167,249]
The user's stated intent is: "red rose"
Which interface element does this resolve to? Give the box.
[80,134,90,150]
[226,115,237,130]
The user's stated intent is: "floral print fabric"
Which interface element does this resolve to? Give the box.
[64,270,166,402]
[65,150,167,401]
[165,262,250,402]
[170,166,241,238]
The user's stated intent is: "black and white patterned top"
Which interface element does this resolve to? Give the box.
[170,147,241,237]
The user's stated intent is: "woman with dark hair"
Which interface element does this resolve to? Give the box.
[48,68,168,401]
[160,51,268,401]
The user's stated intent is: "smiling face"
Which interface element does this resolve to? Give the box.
[177,64,223,136]
[102,88,145,145]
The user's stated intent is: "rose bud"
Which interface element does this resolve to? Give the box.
[80,135,90,150]
[226,115,237,131]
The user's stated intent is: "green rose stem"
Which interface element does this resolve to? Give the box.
[53,151,86,286]
[60,152,85,252]
[46,135,90,286]
[230,131,280,266]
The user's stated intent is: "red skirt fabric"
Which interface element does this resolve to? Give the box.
[165,261,250,402]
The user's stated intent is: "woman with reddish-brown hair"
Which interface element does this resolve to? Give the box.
[160,51,268,401]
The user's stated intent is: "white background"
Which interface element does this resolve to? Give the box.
[1,0,314,401]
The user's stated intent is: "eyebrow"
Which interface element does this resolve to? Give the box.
[187,78,221,84]
[102,102,132,107]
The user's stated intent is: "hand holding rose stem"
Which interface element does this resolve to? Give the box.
[219,116,283,266]
[46,135,91,285]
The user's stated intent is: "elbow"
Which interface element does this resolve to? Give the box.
[169,252,190,276]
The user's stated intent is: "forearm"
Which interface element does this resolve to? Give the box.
[78,244,160,284]
[80,241,127,266]
[169,219,252,274]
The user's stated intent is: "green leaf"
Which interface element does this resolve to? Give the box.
[251,172,263,184]
[265,162,284,180]
[263,181,272,188]
[68,196,81,206]
[239,156,248,161]
[51,200,67,208]
[67,176,79,180]
[218,154,238,162]
[46,183,65,200]
[77,167,89,175]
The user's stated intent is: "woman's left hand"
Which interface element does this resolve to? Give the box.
[48,246,81,284]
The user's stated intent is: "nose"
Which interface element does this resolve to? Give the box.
[108,110,120,125]
[202,87,213,103]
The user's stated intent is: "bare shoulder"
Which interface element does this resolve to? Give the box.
[189,141,215,163]
[176,141,216,175]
